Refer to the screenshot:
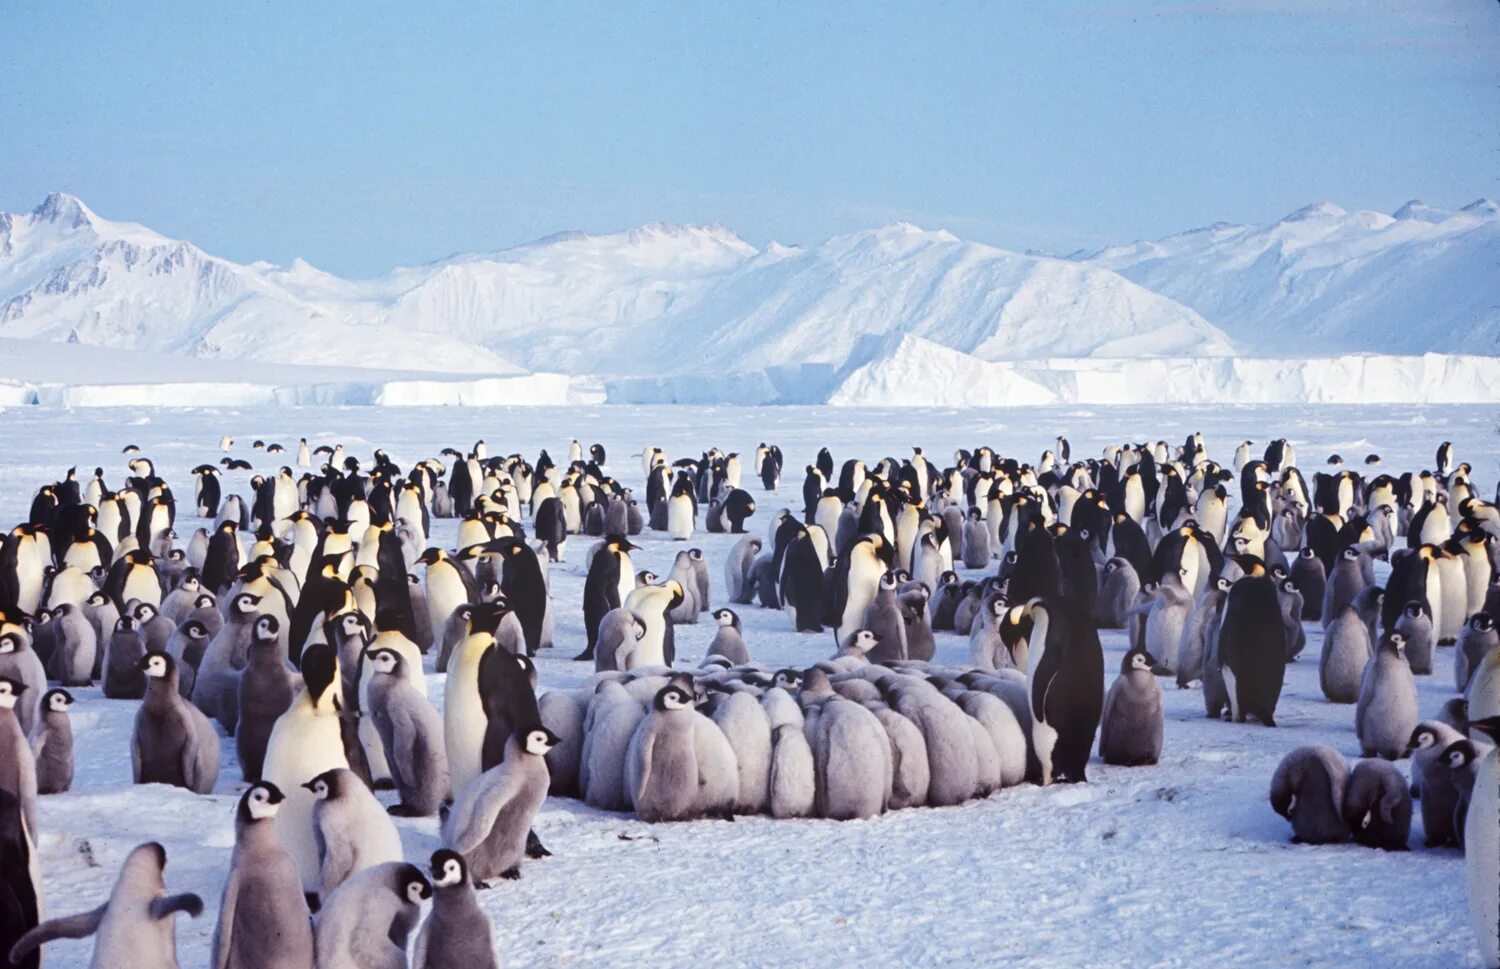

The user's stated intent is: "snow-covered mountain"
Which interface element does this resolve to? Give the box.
[1,192,1495,405]
[0,193,1230,382]
[1076,198,1500,356]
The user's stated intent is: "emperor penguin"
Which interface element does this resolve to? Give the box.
[419,547,477,653]
[709,690,772,814]
[1319,605,1372,703]
[862,572,908,663]
[812,696,891,820]
[0,631,44,736]
[0,788,39,969]
[261,641,350,900]
[577,535,637,661]
[1457,612,1499,693]
[1355,632,1418,760]
[1099,646,1164,766]
[366,647,450,817]
[623,582,682,669]
[830,536,888,643]
[1342,759,1412,851]
[8,842,203,969]
[705,608,750,665]
[967,593,1009,671]
[1024,597,1104,784]
[581,681,648,811]
[1095,557,1140,629]
[1142,568,1192,675]
[1219,571,1285,726]
[236,615,298,782]
[414,850,500,969]
[666,475,696,541]
[312,862,430,969]
[626,684,704,822]
[1394,600,1435,676]
[133,652,220,795]
[1269,746,1350,844]
[442,725,558,884]
[1290,548,1326,621]
[1321,546,1367,630]
[31,688,74,795]
[0,678,36,838]
[305,767,404,904]
[212,782,315,969]
[724,535,761,605]
[1465,716,1500,968]
[1407,720,1468,847]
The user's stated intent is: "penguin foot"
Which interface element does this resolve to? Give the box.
[525,831,551,858]
[372,778,397,791]
[387,804,425,817]
[305,892,322,913]
[500,867,522,880]
[475,880,492,890]
[572,650,594,662]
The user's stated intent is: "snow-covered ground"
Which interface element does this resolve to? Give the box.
[1,403,1496,968]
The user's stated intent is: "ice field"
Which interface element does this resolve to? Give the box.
[0,402,1496,968]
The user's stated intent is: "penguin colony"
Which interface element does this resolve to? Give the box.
[0,431,1497,965]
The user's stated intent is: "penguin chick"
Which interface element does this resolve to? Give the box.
[1099,646,1164,767]
[704,609,749,666]
[1342,759,1412,852]
[8,842,203,969]
[313,862,430,969]
[305,767,404,904]
[212,782,314,969]
[442,725,557,885]
[31,688,74,795]
[366,647,450,817]
[413,850,500,969]
[1269,745,1350,844]
[133,652,220,795]
[1355,632,1418,760]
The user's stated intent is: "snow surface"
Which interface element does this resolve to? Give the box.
[1,403,1496,968]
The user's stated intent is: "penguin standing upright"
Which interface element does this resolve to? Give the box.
[211,782,315,969]
[1218,571,1286,726]
[0,788,39,969]
[577,536,636,662]
[1099,646,1163,766]
[312,862,430,969]
[366,647,449,817]
[441,725,558,884]
[31,688,74,795]
[261,641,349,901]
[1466,716,1500,968]
[1024,596,1104,784]
[304,767,404,903]
[414,850,500,969]
[1355,632,1418,760]
[133,652,220,795]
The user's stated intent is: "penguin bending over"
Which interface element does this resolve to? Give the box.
[9,842,203,969]
[1269,746,1350,844]
[1342,759,1412,851]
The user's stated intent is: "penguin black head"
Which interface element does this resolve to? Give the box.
[1381,631,1407,657]
[303,767,347,800]
[712,608,740,630]
[395,863,433,904]
[1441,739,1478,770]
[430,849,468,889]
[0,631,24,656]
[139,651,175,681]
[520,725,561,757]
[238,782,285,823]
[1470,717,1500,744]
[773,669,802,690]
[42,688,73,713]
[115,615,138,634]
[300,642,339,706]
[194,593,217,611]
[252,615,281,644]
[366,647,404,678]
[0,675,25,708]
[1403,601,1427,622]
[1471,613,1495,633]
[232,593,263,618]
[654,684,693,711]
[1123,646,1158,673]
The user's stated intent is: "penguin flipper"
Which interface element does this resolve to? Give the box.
[445,774,514,859]
[9,904,106,962]
[149,893,203,920]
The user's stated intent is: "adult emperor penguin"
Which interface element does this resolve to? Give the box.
[1099,646,1164,766]
[212,782,315,969]
[0,789,38,969]
[414,850,500,969]
[441,725,558,884]
[1219,569,1286,726]
[313,862,430,969]
[1465,716,1500,967]
[1024,596,1104,784]
[666,474,697,540]
[366,647,450,816]
[133,652,220,795]
[8,842,203,969]
[1269,746,1350,844]
[261,641,349,902]
[419,547,478,653]
[828,535,889,644]
[577,535,637,662]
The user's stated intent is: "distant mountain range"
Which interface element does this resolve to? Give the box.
[0,192,1495,405]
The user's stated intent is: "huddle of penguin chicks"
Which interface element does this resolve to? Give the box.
[543,649,1039,823]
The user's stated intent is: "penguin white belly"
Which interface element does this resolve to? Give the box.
[1124,479,1146,523]
[1466,751,1500,968]
[263,704,348,892]
[895,512,919,571]
[1031,719,1058,786]
[444,639,490,795]
[1425,571,1445,647]
[667,496,694,540]
[426,571,469,649]
[13,542,44,615]
[838,560,883,640]
[632,615,667,668]
[122,569,163,608]
[1222,664,1240,721]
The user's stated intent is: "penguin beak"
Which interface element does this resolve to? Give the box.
[301,781,319,792]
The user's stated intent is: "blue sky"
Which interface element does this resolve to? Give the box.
[3,1,1496,276]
